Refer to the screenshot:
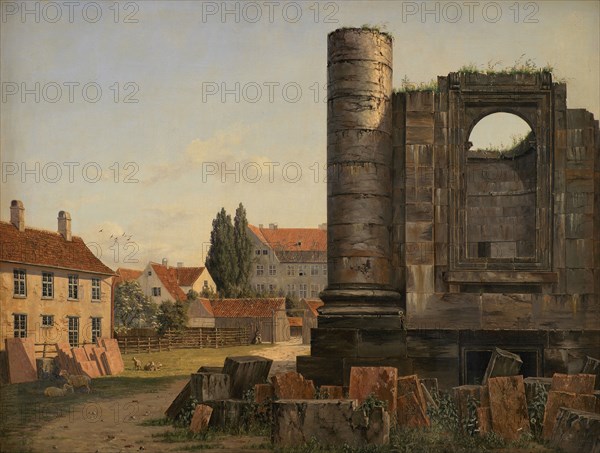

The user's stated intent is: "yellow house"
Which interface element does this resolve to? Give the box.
[0,200,115,349]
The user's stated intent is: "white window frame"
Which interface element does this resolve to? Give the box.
[311,265,319,276]
[68,316,79,347]
[14,314,27,338]
[91,278,101,301]
[310,284,320,298]
[299,283,308,298]
[13,269,26,297]
[152,287,161,297]
[322,264,327,276]
[42,272,54,298]
[287,265,296,276]
[91,317,101,343]
[268,264,277,276]
[68,274,79,300]
[41,314,54,327]
[256,264,264,276]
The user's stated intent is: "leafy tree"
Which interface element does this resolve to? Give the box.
[205,208,237,296]
[186,289,199,301]
[156,300,189,335]
[233,203,253,294]
[114,281,158,330]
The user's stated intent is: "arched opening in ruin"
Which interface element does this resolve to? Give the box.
[465,112,537,260]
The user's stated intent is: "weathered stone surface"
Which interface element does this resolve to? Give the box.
[5,337,37,384]
[349,367,398,413]
[98,338,124,374]
[271,371,315,399]
[78,360,101,379]
[551,373,596,394]
[550,408,600,453]
[419,377,439,395]
[582,356,600,390]
[222,356,273,398]
[272,399,389,447]
[398,374,427,414]
[453,385,488,428]
[477,406,492,434]
[396,392,430,427]
[482,348,522,385]
[487,376,530,441]
[254,383,274,404]
[189,404,212,433]
[542,390,596,439]
[165,381,192,419]
[190,373,231,402]
[206,399,253,427]
[91,347,108,376]
[320,385,344,399]
[524,377,552,405]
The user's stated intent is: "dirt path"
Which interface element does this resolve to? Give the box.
[26,339,309,453]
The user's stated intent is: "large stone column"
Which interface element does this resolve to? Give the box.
[320,28,401,316]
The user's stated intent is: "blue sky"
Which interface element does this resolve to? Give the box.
[1,0,598,269]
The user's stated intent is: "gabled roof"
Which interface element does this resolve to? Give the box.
[303,299,324,317]
[248,224,327,263]
[114,267,143,285]
[175,266,206,286]
[210,298,285,318]
[150,263,187,301]
[0,221,114,275]
[188,298,214,318]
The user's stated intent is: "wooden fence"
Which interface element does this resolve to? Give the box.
[116,327,250,354]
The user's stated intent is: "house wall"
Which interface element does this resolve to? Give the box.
[136,263,173,304]
[190,269,216,294]
[0,262,112,349]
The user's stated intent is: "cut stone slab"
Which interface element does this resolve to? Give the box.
[550,408,600,453]
[419,378,439,396]
[199,366,223,373]
[349,367,398,413]
[524,377,552,405]
[98,338,125,374]
[190,373,231,402]
[542,390,596,439]
[222,356,273,398]
[271,371,316,399]
[396,391,430,428]
[166,381,192,419]
[320,385,344,399]
[272,399,389,447]
[487,376,530,441]
[398,375,427,415]
[421,383,437,410]
[477,406,492,434]
[5,337,37,384]
[189,404,213,433]
[71,347,88,374]
[206,399,253,427]
[482,348,522,385]
[254,383,274,404]
[582,356,600,390]
[78,360,101,379]
[91,347,108,376]
[453,385,489,428]
[551,373,596,394]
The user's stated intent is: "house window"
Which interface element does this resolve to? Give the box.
[268,265,277,276]
[311,265,319,276]
[268,284,277,292]
[41,315,54,327]
[68,274,79,300]
[203,280,209,289]
[322,264,327,276]
[256,264,264,276]
[287,265,296,276]
[152,287,161,297]
[262,249,268,255]
[147,270,152,276]
[310,284,320,298]
[91,317,101,343]
[42,272,54,298]
[287,284,296,297]
[255,249,261,255]
[13,269,26,297]
[298,265,306,276]
[91,278,101,301]
[299,284,308,298]
[256,283,265,292]
[13,314,27,338]
[68,317,79,347]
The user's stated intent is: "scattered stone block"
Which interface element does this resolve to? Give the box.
[523,377,552,405]
[482,348,522,385]
[420,382,437,410]
[419,377,438,396]
[477,406,492,434]
[5,337,37,384]
[551,373,596,394]
[453,385,488,428]
[189,404,213,433]
[487,376,530,441]
[349,367,398,413]
[71,347,89,374]
[83,344,96,360]
[166,382,192,419]
[320,385,344,399]
[98,338,125,374]
[222,356,273,398]
[207,399,253,427]
[398,375,427,415]
[254,383,274,404]
[78,360,101,378]
[199,366,223,373]
[542,390,596,439]
[271,371,316,399]
[582,356,600,390]
[190,373,231,402]
[272,399,389,447]
[396,392,430,428]
[550,408,600,453]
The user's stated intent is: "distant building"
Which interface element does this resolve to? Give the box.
[0,200,115,349]
[301,298,324,345]
[288,317,303,337]
[187,298,215,328]
[247,224,327,300]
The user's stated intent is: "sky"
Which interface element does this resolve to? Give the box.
[1,0,599,270]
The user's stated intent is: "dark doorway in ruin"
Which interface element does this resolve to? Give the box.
[464,348,540,385]
[466,113,537,261]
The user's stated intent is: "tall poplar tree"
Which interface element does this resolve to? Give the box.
[205,208,237,296]
[233,203,253,295]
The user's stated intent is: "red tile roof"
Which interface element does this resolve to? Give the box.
[188,298,214,317]
[0,221,114,275]
[288,317,303,327]
[175,266,205,286]
[210,298,285,318]
[151,263,187,301]
[249,225,326,252]
[114,267,143,285]
[304,299,324,317]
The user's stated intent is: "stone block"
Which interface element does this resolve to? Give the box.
[482,348,523,385]
[189,404,212,433]
[223,355,273,398]
[396,392,430,428]
[542,391,596,439]
[550,408,600,453]
[271,371,315,399]
[311,328,359,357]
[453,385,488,428]
[190,373,231,402]
[5,337,37,384]
[398,375,427,414]
[349,367,398,413]
[551,373,596,394]
[358,329,407,358]
[272,399,389,447]
[91,347,107,376]
[98,338,125,374]
[487,376,530,441]
[71,347,88,374]
[78,360,101,379]
[207,399,253,427]
[419,378,439,396]
[477,406,492,434]
[524,377,552,405]
[254,383,274,404]
[319,385,344,399]
[582,356,600,390]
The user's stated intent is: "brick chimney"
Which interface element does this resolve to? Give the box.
[162,258,168,267]
[10,200,25,232]
[58,211,72,241]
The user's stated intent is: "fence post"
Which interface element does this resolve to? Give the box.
[158,337,162,352]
